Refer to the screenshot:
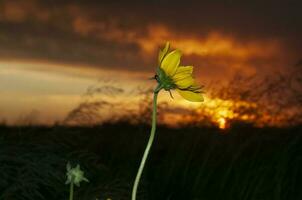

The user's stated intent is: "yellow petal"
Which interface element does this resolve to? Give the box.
[173,66,193,80]
[174,66,193,76]
[160,50,181,76]
[174,76,195,89]
[173,66,194,88]
[176,89,204,102]
[158,42,170,64]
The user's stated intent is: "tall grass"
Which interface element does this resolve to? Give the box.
[0,124,301,199]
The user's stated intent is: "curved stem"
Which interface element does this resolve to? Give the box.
[69,182,74,200]
[131,89,160,200]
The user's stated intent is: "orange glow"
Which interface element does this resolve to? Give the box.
[0,60,150,125]
[0,1,297,128]
[195,96,259,129]
[148,93,261,128]
[0,60,284,127]
[137,25,281,60]
[217,117,227,129]
[71,19,283,69]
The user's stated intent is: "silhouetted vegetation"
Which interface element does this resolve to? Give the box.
[0,124,302,200]
[61,64,302,129]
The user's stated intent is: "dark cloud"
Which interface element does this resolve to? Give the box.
[0,0,301,79]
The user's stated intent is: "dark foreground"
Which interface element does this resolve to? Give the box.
[0,124,301,200]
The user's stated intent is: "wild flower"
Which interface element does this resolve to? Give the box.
[155,42,204,102]
[131,42,204,200]
[66,162,89,200]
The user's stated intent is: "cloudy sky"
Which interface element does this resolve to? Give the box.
[0,0,301,125]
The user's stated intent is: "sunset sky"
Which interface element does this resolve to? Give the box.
[0,0,301,125]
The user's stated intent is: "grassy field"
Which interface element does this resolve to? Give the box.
[0,124,301,200]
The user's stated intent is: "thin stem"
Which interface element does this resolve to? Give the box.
[69,182,74,200]
[131,88,160,200]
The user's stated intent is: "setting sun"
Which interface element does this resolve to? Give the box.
[217,117,227,129]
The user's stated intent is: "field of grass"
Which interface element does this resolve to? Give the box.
[0,124,301,200]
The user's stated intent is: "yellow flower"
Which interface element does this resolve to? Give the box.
[155,42,204,102]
